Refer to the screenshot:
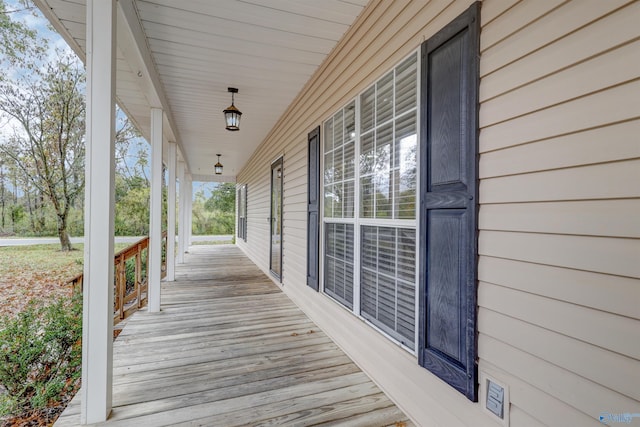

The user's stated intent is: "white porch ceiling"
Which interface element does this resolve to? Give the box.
[35,0,367,181]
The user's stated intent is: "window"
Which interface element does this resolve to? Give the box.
[323,102,356,307]
[322,52,418,351]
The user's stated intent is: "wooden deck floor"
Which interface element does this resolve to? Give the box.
[55,245,413,426]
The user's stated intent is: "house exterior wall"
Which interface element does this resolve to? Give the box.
[236,1,640,425]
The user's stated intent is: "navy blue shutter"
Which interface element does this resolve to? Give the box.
[307,126,321,290]
[418,2,480,401]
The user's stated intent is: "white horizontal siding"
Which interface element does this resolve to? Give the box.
[477,0,640,424]
[237,0,640,425]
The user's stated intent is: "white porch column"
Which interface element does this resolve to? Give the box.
[82,0,115,423]
[148,108,163,312]
[166,141,176,281]
[177,161,185,264]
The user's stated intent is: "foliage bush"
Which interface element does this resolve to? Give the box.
[0,295,82,419]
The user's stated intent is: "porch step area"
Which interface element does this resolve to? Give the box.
[55,245,413,426]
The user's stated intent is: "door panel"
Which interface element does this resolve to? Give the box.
[270,157,283,280]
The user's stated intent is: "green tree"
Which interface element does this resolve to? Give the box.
[0,54,85,250]
[114,175,150,236]
[205,182,236,213]
[0,1,140,244]
[0,0,45,70]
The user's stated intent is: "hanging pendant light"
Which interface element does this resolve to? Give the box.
[214,154,223,175]
[223,87,242,131]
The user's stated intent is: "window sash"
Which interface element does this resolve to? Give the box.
[360,226,416,349]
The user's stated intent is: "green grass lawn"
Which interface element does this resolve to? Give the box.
[0,242,130,318]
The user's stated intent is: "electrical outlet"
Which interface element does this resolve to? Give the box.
[480,371,510,426]
[487,380,505,418]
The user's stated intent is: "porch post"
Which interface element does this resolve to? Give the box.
[148,108,163,312]
[82,0,115,423]
[177,160,185,263]
[166,141,176,281]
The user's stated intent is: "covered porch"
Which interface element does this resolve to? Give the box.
[55,245,412,426]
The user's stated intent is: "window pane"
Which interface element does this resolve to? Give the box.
[378,227,395,277]
[361,226,377,270]
[324,152,333,186]
[335,144,344,182]
[360,86,375,133]
[324,223,354,309]
[333,109,344,149]
[397,229,416,282]
[324,119,334,153]
[397,228,416,344]
[395,112,417,219]
[395,54,417,116]
[344,181,355,218]
[324,184,334,218]
[375,123,393,218]
[333,182,343,218]
[344,141,355,180]
[360,226,416,349]
[360,132,375,176]
[360,176,374,218]
[376,71,393,125]
[344,101,356,142]
[377,274,396,331]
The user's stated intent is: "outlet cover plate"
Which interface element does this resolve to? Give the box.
[480,371,510,427]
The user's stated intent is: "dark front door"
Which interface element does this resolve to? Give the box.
[270,157,283,280]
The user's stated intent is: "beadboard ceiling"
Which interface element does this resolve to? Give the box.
[35,0,367,181]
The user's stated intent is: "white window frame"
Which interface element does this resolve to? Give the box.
[319,49,420,355]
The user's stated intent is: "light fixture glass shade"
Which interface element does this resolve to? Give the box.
[214,154,223,175]
[223,88,242,131]
[223,104,242,131]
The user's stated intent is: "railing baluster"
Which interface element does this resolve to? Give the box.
[66,236,154,326]
[136,243,142,309]
[118,254,125,320]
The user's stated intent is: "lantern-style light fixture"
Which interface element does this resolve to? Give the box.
[214,154,223,175]
[223,87,242,131]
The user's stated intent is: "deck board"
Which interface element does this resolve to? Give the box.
[55,245,413,426]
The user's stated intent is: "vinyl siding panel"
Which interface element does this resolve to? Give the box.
[479,200,640,238]
[476,0,640,425]
[480,120,640,177]
[237,0,640,425]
